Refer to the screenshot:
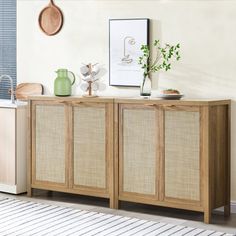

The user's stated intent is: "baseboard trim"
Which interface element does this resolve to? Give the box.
[0,184,17,194]
[231,201,236,213]
[216,201,236,214]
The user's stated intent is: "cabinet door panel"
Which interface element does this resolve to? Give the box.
[0,108,15,185]
[120,107,157,196]
[164,110,200,201]
[34,104,66,184]
[73,106,106,189]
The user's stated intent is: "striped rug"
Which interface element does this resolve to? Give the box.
[0,198,234,236]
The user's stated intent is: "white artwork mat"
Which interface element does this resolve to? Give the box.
[109,19,149,86]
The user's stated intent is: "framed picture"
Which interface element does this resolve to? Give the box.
[109,18,149,87]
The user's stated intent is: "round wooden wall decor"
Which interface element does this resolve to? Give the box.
[38,0,63,36]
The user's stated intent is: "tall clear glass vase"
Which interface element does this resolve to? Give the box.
[140,75,151,98]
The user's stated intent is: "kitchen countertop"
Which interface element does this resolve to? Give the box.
[0,99,27,108]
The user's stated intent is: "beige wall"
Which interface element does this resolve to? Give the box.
[17,0,236,201]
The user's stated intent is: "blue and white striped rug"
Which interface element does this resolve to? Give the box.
[0,198,234,236]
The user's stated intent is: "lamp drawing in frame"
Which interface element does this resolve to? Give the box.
[121,36,136,64]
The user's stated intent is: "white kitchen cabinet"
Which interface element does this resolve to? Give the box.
[0,101,27,194]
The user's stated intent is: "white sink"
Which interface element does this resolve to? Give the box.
[0,99,27,108]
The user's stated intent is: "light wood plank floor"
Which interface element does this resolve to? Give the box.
[0,190,235,234]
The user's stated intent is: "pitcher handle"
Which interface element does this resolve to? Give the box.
[69,71,76,85]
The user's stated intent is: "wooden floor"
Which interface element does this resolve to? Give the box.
[0,190,235,234]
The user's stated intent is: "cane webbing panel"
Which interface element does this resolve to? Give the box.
[35,105,65,183]
[165,111,200,201]
[74,107,106,188]
[122,108,157,195]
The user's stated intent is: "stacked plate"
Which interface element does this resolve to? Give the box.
[157,93,184,100]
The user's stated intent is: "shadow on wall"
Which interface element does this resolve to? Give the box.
[148,19,162,90]
[73,67,108,96]
[159,66,236,200]
[157,61,236,200]
[230,100,236,199]
[158,62,236,98]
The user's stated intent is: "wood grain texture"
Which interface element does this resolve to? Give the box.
[15,83,43,100]
[38,0,63,36]
[209,105,231,212]
[28,96,230,106]
[28,96,114,103]
[16,107,27,193]
[27,100,32,197]
[27,97,231,224]
[201,106,211,224]
[67,104,73,190]
[158,107,165,201]
[225,104,231,216]
[106,103,117,208]
[31,183,109,198]
[112,103,119,209]
[119,194,204,212]
[114,98,230,106]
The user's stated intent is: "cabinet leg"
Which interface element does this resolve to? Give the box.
[224,204,231,217]
[204,210,211,224]
[109,198,119,209]
[27,188,32,197]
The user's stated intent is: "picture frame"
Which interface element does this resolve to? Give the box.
[109,18,150,87]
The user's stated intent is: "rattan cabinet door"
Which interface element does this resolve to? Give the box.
[164,109,201,203]
[32,103,67,187]
[73,104,110,193]
[119,105,158,200]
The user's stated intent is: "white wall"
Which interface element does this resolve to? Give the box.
[17,0,236,201]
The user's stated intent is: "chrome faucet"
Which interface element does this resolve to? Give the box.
[0,74,15,104]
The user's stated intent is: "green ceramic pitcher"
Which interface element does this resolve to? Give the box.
[54,69,75,96]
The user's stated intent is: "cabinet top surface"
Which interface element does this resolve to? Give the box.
[28,95,231,106]
[0,99,27,109]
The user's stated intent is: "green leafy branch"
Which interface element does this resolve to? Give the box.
[138,39,181,78]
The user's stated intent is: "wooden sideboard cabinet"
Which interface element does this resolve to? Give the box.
[28,96,230,223]
[116,99,230,224]
[28,97,116,207]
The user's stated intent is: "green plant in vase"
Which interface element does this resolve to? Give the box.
[138,39,181,97]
